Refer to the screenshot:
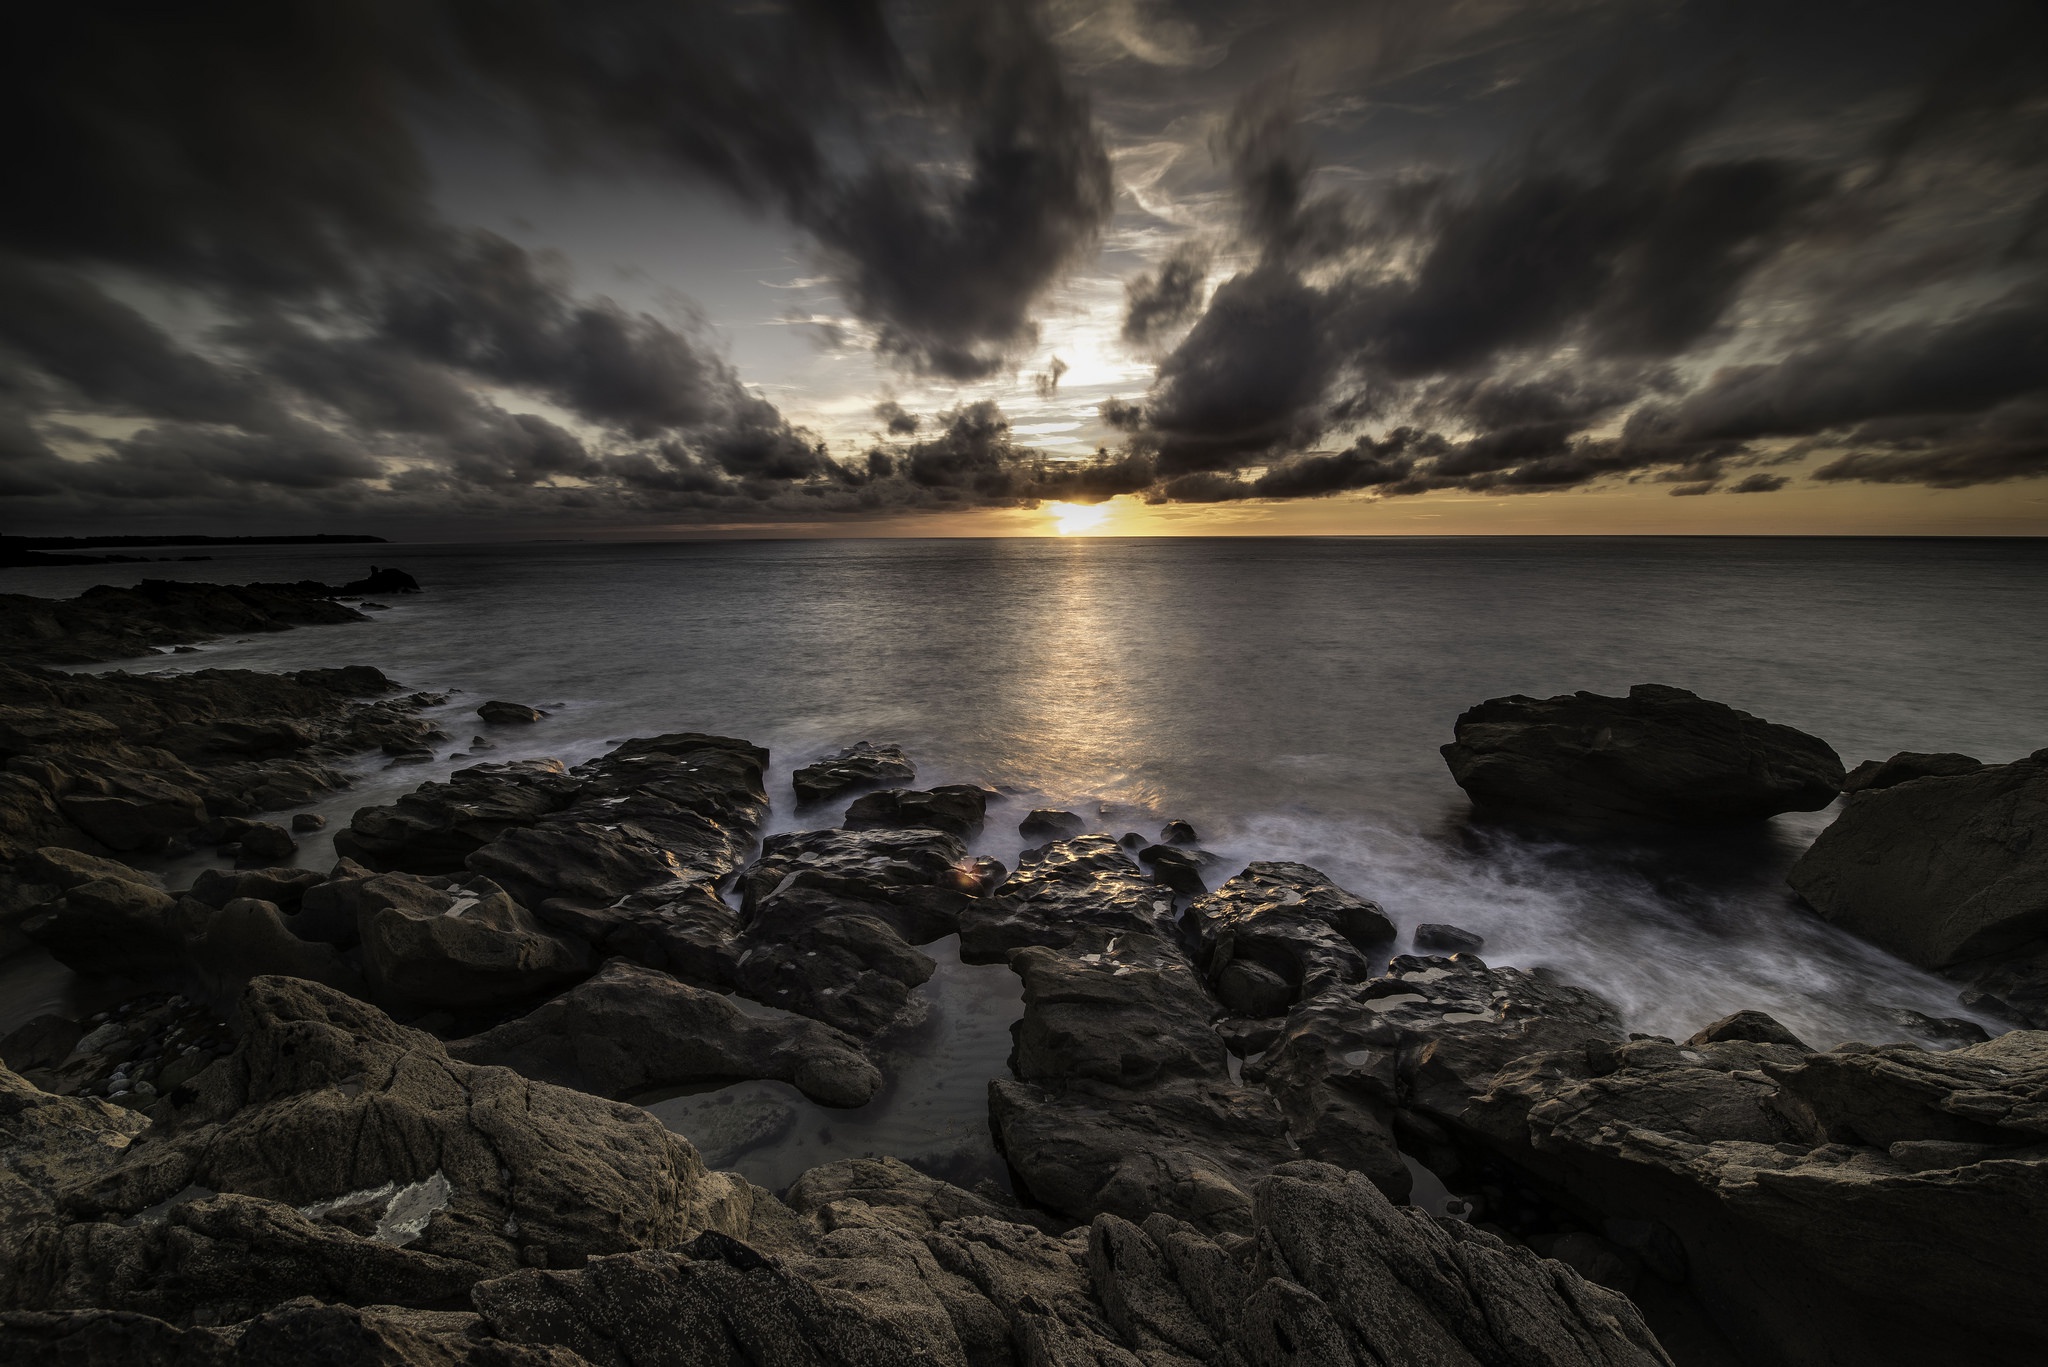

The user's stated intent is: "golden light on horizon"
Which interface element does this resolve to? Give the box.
[1046,500,1112,535]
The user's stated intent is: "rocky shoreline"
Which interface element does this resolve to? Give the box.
[0,594,2043,1365]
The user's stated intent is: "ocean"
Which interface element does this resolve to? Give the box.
[8,535,2046,1189]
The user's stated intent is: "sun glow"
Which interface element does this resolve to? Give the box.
[1046,500,1112,535]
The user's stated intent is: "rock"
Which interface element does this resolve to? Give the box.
[843,784,988,837]
[1788,750,2048,968]
[143,719,316,764]
[449,958,881,1108]
[1455,1023,2048,1367]
[791,741,914,805]
[0,580,372,665]
[334,759,583,874]
[0,1065,151,1297]
[1213,960,1293,1017]
[1,976,751,1323]
[175,896,367,1005]
[1136,844,1209,896]
[1119,831,1146,848]
[738,825,981,946]
[290,812,326,833]
[1019,808,1085,840]
[1686,1008,1812,1049]
[534,880,742,989]
[337,566,421,595]
[1841,750,1986,792]
[1442,683,1845,831]
[188,865,325,913]
[352,871,592,1008]
[21,876,183,978]
[1251,954,1626,1202]
[231,821,296,866]
[0,1015,85,1074]
[958,835,1173,963]
[1159,820,1199,845]
[1187,862,1392,1012]
[1413,922,1486,955]
[478,701,546,725]
[54,765,208,851]
[732,906,935,1037]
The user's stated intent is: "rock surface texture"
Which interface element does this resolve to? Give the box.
[1442,684,1845,830]
[791,741,915,805]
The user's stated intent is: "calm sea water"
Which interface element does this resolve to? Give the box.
[9,536,2046,1187]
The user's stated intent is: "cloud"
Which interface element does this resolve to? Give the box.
[1121,241,1210,346]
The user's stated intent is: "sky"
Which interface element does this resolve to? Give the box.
[4,0,2046,539]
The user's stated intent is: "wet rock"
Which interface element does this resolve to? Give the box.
[1119,831,1146,848]
[53,763,208,851]
[1442,683,1845,831]
[1413,921,1486,956]
[449,958,881,1108]
[1685,1008,1811,1049]
[1251,954,1626,1202]
[0,580,372,666]
[0,1016,84,1074]
[288,811,325,833]
[1213,960,1292,1017]
[1456,1022,2048,1367]
[2,976,751,1323]
[1136,844,1208,896]
[791,741,915,805]
[738,825,980,947]
[1187,862,1391,1014]
[478,700,546,725]
[21,876,183,978]
[1841,750,1986,792]
[231,821,296,866]
[732,907,935,1037]
[1019,808,1085,840]
[175,895,367,1005]
[535,881,742,990]
[843,784,988,837]
[1159,820,1199,845]
[353,871,592,1009]
[1788,749,2048,969]
[143,719,316,764]
[332,759,583,875]
[958,835,1173,963]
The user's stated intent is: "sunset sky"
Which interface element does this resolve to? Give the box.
[5,0,2046,538]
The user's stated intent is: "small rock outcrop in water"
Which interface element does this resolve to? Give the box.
[842,783,988,836]
[790,740,914,804]
[476,699,546,724]
[1789,748,2048,1025]
[1019,807,1085,839]
[1414,921,1487,955]
[0,575,418,664]
[1442,683,1846,830]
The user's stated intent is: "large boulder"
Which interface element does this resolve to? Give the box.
[449,958,882,1108]
[333,759,583,875]
[1442,684,1845,831]
[842,785,987,837]
[1787,750,2048,970]
[1454,1022,2048,1367]
[958,835,1174,963]
[790,741,914,805]
[20,876,183,978]
[0,976,752,1323]
[351,871,593,1009]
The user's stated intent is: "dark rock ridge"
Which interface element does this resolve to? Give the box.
[477,700,546,724]
[843,783,988,837]
[791,740,914,804]
[0,661,437,932]
[1450,1017,2048,1367]
[1019,807,1085,839]
[1187,862,1394,1017]
[0,574,417,665]
[1443,684,1845,831]
[1840,749,1985,792]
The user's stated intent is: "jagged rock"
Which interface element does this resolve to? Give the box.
[1019,808,1085,840]
[353,871,592,1008]
[792,742,915,805]
[188,865,324,914]
[732,909,935,1037]
[843,785,987,838]
[1442,684,1845,831]
[449,958,881,1108]
[1187,863,1391,1014]
[1136,844,1209,896]
[535,881,742,989]
[1454,1018,2048,1366]
[1159,820,1199,845]
[1841,750,1986,792]
[1413,922,1486,956]
[478,701,546,725]
[1,977,751,1322]
[1252,954,1626,1202]
[958,836,1172,963]
[143,719,316,764]
[333,759,583,875]
[174,895,367,1005]
[1686,1009,1811,1049]
[52,762,208,851]
[231,821,296,866]
[1788,750,2048,969]
[739,826,982,946]
[0,580,372,665]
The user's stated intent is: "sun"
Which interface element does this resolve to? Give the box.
[1046,501,1112,535]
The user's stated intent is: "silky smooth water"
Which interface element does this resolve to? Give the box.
[11,536,2046,1187]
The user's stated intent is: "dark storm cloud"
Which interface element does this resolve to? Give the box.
[1121,242,1210,347]
[874,401,922,435]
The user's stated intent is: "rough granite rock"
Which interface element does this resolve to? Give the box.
[1019,808,1086,840]
[1840,750,1986,792]
[1453,1018,2048,1367]
[1787,749,2048,969]
[792,742,915,805]
[0,976,751,1324]
[1442,684,1845,831]
[1186,862,1393,1015]
[352,871,593,1009]
[958,835,1174,964]
[1251,954,1627,1203]
[842,785,988,838]
[449,958,882,1107]
[332,760,585,875]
